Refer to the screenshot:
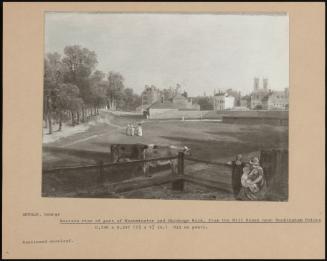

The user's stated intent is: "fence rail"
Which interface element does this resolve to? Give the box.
[185,157,232,168]
[43,155,179,174]
[42,151,235,196]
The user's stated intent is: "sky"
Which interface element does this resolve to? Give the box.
[45,12,289,96]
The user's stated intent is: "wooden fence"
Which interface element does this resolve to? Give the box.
[42,152,232,196]
[42,149,288,200]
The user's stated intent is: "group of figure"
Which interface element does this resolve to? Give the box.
[228,154,267,201]
[126,123,143,137]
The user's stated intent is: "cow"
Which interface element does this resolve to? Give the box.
[110,143,148,163]
[110,144,149,178]
[110,143,191,177]
[142,144,191,177]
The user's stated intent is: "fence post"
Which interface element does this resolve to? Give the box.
[260,149,288,201]
[172,152,185,191]
[178,152,184,175]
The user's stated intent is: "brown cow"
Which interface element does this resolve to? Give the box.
[143,144,191,177]
[110,143,148,163]
[110,143,191,177]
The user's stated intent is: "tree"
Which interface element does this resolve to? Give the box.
[106,71,125,110]
[43,45,140,134]
[61,45,98,115]
[62,45,98,83]
[120,88,142,111]
[162,86,178,101]
[44,52,65,134]
[195,97,213,110]
[90,70,106,82]
[182,91,188,98]
[55,83,82,126]
[90,81,107,115]
[86,70,108,117]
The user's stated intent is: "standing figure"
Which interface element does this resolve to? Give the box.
[137,123,143,137]
[130,123,135,136]
[134,124,139,136]
[126,124,130,136]
[227,154,245,198]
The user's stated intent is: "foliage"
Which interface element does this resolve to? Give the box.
[44,45,143,133]
[194,96,214,110]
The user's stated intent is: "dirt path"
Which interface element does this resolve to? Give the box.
[44,112,127,148]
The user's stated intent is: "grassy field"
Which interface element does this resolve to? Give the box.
[42,111,288,200]
[44,111,288,164]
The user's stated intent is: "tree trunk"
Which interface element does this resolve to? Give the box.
[48,113,52,134]
[71,111,75,126]
[77,112,80,124]
[58,112,62,131]
[82,107,85,122]
[47,96,52,134]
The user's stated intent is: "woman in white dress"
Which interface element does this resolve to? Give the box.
[137,123,143,136]
[126,124,131,136]
[130,124,135,136]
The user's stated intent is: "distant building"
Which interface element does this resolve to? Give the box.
[150,92,200,110]
[213,91,235,111]
[147,87,200,116]
[250,78,289,110]
[226,89,241,106]
[250,78,270,109]
[263,88,289,110]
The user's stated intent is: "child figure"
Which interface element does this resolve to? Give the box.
[246,168,260,193]
[241,163,251,187]
[242,157,264,193]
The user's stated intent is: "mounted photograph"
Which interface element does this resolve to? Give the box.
[42,12,289,201]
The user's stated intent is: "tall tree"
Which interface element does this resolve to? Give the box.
[106,71,125,110]
[88,70,107,116]
[62,45,98,82]
[44,52,65,134]
[61,45,98,114]
[120,88,142,111]
[55,83,82,126]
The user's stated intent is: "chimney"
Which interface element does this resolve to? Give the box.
[263,78,268,91]
[254,77,259,91]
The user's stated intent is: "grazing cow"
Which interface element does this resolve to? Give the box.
[110,143,191,177]
[110,144,148,163]
[110,144,149,177]
[143,144,191,177]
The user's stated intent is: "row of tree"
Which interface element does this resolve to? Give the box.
[44,45,141,134]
